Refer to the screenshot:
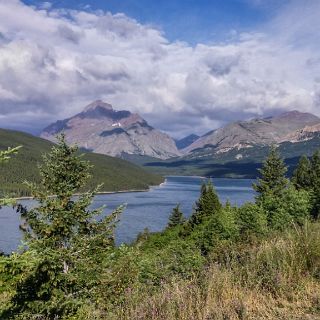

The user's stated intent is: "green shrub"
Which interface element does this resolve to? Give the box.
[237,203,268,237]
[262,185,311,230]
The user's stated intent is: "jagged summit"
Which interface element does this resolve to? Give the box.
[41,101,181,159]
[83,100,113,112]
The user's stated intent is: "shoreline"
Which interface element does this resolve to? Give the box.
[11,179,168,201]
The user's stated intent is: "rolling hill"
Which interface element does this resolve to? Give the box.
[0,128,163,197]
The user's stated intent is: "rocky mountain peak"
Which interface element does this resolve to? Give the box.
[272,110,319,122]
[83,100,113,112]
[41,100,181,159]
[78,100,136,122]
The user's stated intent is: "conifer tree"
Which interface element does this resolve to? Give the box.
[0,146,21,206]
[189,180,222,228]
[311,150,320,184]
[7,134,122,316]
[167,204,185,228]
[310,150,320,219]
[292,155,312,190]
[253,145,288,202]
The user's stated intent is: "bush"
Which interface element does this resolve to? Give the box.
[262,185,311,230]
[237,203,268,237]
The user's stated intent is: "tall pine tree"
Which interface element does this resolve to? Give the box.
[0,146,21,206]
[167,204,185,228]
[188,180,222,228]
[6,135,123,317]
[310,150,320,219]
[292,155,312,190]
[311,150,320,184]
[253,145,288,202]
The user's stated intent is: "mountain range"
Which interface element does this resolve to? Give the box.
[184,110,320,158]
[41,101,320,164]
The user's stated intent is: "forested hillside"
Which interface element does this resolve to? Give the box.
[0,129,163,197]
[141,135,320,178]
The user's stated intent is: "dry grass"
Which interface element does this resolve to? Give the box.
[7,223,320,320]
[112,269,320,320]
[93,222,320,320]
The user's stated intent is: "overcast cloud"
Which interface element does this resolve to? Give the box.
[0,0,319,137]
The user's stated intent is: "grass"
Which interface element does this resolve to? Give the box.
[77,222,320,320]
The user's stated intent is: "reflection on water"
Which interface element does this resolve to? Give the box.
[0,176,255,254]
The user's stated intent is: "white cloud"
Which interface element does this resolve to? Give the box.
[39,2,52,10]
[0,0,319,137]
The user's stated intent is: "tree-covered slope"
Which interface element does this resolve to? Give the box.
[0,128,163,197]
[139,136,320,178]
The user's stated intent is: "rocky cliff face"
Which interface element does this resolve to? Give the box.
[279,123,320,143]
[184,111,320,155]
[41,100,181,159]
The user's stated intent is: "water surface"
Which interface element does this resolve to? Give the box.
[0,176,255,254]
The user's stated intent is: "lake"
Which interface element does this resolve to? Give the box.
[0,176,255,254]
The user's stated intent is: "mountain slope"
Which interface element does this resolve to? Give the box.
[175,134,200,150]
[185,111,320,154]
[41,100,180,159]
[140,135,320,178]
[0,128,163,197]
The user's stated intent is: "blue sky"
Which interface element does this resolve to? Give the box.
[23,0,284,44]
[0,0,319,137]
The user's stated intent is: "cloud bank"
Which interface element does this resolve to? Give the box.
[0,0,319,137]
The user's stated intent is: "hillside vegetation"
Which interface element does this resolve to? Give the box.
[1,141,320,319]
[0,129,163,197]
[140,136,320,178]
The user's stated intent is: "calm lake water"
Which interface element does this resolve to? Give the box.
[0,176,255,254]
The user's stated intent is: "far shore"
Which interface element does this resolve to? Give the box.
[10,179,168,201]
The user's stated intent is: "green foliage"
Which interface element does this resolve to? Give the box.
[310,150,320,219]
[188,180,222,229]
[253,145,288,202]
[0,128,163,197]
[167,204,185,228]
[311,150,320,182]
[291,150,320,220]
[138,238,205,285]
[237,203,268,237]
[193,204,239,254]
[292,154,312,190]
[261,185,311,230]
[271,186,311,229]
[0,146,21,206]
[2,135,122,318]
[0,146,21,164]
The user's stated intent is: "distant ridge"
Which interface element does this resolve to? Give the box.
[184,110,320,155]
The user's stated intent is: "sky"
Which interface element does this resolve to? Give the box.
[0,0,319,138]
